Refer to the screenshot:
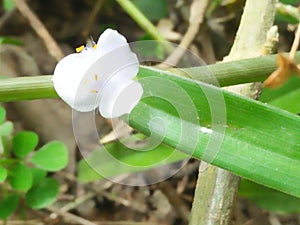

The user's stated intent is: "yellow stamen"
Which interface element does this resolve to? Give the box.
[93,44,98,49]
[76,45,85,53]
[90,90,98,93]
[94,74,98,80]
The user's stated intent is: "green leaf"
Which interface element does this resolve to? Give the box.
[0,106,5,124]
[276,2,300,24]
[30,167,47,186]
[3,0,15,12]
[126,66,300,198]
[31,141,68,171]
[78,138,187,183]
[0,121,13,137]
[239,180,300,213]
[279,0,300,4]
[0,194,20,220]
[9,163,33,191]
[12,131,39,158]
[0,165,7,182]
[260,77,300,114]
[0,37,22,46]
[25,178,59,209]
[260,76,300,102]
[267,88,300,114]
[131,0,168,22]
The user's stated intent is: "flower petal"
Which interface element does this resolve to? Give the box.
[96,29,129,54]
[52,53,100,111]
[99,75,143,118]
[75,43,139,113]
[52,28,143,116]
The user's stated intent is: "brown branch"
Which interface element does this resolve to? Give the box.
[12,0,64,61]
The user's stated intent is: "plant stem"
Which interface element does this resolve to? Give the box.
[0,76,57,102]
[116,0,166,42]
[189,163,240,225]
[181,53,287,86]
[1,52,300,102]
[189,0,276,224]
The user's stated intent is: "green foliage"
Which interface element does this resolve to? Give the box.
[78,137,187,183]
[25,178,59,209]
[239,180,300,213]
[8,163,33,191]
[0,106,68,220]
[129,67,300,198]
[0,194,20,220]
[30,168,47,186]
[131,0,168,22]
[0,37,22,46]
[0,121,13,137]
[12,131,39,158]
[31,141,68,171]
[0,165,7,182]
[279,0,300,4]
[276,2,300,24]
[260,76,300,114]
[0,107,5,124]
[236,75,300,213]
[3,0,15,12]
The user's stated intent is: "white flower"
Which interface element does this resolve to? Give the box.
[52,29,143,118]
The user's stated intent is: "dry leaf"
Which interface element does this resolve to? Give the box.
[263,53,300,88]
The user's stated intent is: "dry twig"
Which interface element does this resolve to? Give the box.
[82,0,104,38]
[12,0,64,61]
[47,206,98,225]
[60,192,96,212]
[161,0,210,67]
[289,23,300,60]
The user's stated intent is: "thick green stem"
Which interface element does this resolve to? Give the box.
[0,76,57,102]
[182,53,277,86]
[1,52,300,102]
[190,163,240,225]
[189,0,276,224]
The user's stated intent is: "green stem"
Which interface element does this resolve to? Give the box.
[190,0,276,224]
[189,163,240,225]
[116,0,166,41]
[0,76,57,102]
[0,52,300,102]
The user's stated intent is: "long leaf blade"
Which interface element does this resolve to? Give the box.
[128,67,300,197]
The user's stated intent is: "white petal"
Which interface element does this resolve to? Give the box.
[52,28,143,116]
[96,29,129,54]
[52,52,100,111]
[94,29,139,80]
[99,75,143,118]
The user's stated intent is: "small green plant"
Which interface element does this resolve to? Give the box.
[0,106,68,220]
